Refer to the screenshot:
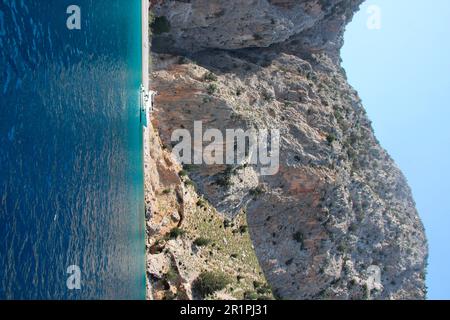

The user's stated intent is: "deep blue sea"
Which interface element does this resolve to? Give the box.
[0,0,145,299]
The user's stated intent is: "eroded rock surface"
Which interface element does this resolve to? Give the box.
[153,0,360,58]
[146,0,428,300]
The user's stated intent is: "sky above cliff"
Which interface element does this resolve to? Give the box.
[342,0,450,299]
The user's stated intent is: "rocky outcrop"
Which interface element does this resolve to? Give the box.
[152,0,360,59]
[146,0,428,300]
[145,120,272,300]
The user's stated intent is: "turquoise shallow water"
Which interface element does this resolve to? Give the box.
[0,0,145,299]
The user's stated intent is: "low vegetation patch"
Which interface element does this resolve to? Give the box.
[204,72,218,82]
[326,134,337,144]
[207,83,218,95]
[151,16,171,35]
[193,271,231,298]
[165,266,179,283]
[168,227,186,239]
[179,169,188,177]
[194,237,211,247]
[293,231,304,249]
[249,186,265,197]
[196,198,207,208]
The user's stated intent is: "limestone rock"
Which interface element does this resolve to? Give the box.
[146,0,428,300]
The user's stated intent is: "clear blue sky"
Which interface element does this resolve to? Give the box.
[342,0,450,299]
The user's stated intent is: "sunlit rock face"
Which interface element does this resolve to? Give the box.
[147,0,428,300]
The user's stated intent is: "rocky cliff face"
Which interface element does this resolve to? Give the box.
[146,0,428,300]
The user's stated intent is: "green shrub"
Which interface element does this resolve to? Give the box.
[194,237,211,247]
[207,83,218,95]
[165,266,178,283]
[151,16,171,35]
[326,134,337,144]
[196,198,207,208]
[244,291,259,300]
[169,228,185,239]
[179,169,188,177]
[256,283,273,295]
[293,231,304,248]
[349,223,358,232]
[214,165,235,187]
[215,175,232,187]
[163,291,176,300]
[337,243,347,253]
[249,186,265,197]
[193,271,231,298]
[184,179,196,188]
[239,225,248,234]
[204,72,218,82]
[203,97,211,104]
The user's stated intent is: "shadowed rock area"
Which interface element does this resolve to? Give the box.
[146,0,428,300]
